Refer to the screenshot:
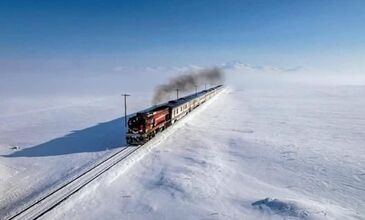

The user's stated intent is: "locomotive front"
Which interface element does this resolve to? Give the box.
[126,113,147,145]
[126,107,170,145]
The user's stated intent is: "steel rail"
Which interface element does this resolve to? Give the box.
[6,146,139,220]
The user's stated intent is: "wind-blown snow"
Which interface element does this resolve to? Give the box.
[45,85,364,220]
[1,64,364,219]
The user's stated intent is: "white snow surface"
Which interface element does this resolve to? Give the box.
[48,86,364,219]
[1,67,365,219]
[0,93,150,217]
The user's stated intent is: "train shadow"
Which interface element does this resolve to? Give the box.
[4,116,131,157]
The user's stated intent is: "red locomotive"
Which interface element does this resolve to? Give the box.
[127,106,170,140]
[126,85,223,145]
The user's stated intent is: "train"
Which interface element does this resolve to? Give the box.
[126,85,223,145]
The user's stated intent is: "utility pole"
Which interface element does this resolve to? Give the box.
[195,85,198,96]
[121,93,130,127]
[205,84,207,90]
[176,89,180,99]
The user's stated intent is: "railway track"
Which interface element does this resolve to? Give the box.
[5,145,140,220]
[5,87,224,220]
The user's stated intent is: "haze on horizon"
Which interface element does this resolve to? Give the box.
[1,0,365,97]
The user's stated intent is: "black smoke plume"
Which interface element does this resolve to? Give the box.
[152,68,224,104]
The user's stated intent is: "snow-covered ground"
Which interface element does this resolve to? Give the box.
[1,66,365,219]
[0,94,150,216]
[47,85,365,219]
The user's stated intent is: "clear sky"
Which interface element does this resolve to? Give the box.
[1,0,365,68]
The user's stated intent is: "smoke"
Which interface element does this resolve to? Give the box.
[152,68,224,104]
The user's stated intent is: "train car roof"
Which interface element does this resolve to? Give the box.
[138,85,223,114]
[167,91,204,107]
[167,85,223,108]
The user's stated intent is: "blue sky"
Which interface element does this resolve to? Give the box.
[1,0,365,68]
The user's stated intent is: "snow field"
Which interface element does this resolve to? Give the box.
[42,86,364,219]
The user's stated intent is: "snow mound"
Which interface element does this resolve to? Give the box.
[151,170,192,199]
[252,198,310,218]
